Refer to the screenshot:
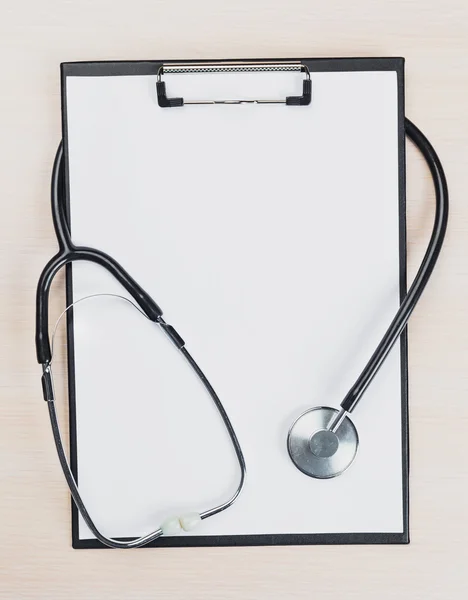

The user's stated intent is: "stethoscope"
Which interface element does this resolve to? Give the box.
[36,117,447,548]
[287,119,448,478]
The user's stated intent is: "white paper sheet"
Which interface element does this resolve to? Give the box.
[64,67,404,541]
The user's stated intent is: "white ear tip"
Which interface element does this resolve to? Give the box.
[180,512,201,532]
[161,516,182,536]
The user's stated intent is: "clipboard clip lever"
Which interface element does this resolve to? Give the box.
[156,62,311,108]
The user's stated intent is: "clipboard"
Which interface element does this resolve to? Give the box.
[60,57,408,548]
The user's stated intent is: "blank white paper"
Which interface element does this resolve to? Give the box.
[64,68,404,541]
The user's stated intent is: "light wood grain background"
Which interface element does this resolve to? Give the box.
[0,1,467,598]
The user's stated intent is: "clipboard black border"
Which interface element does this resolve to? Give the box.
[60,57,409,549]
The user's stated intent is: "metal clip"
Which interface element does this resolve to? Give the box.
[156,61,311,108]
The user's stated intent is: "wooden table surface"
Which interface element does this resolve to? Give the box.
[1,1,467,598]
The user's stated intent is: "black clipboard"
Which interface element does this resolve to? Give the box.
[60,57,408,548]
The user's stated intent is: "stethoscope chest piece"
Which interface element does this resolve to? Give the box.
[287,406,359,479]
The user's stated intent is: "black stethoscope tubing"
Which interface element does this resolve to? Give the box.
[339,118,448,417]
[36,116,448,546]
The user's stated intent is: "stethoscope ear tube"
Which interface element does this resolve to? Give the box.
[36,143,247,547]
[338,118,448,415]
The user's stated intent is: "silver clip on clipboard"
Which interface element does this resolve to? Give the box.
[156,61,312,107]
